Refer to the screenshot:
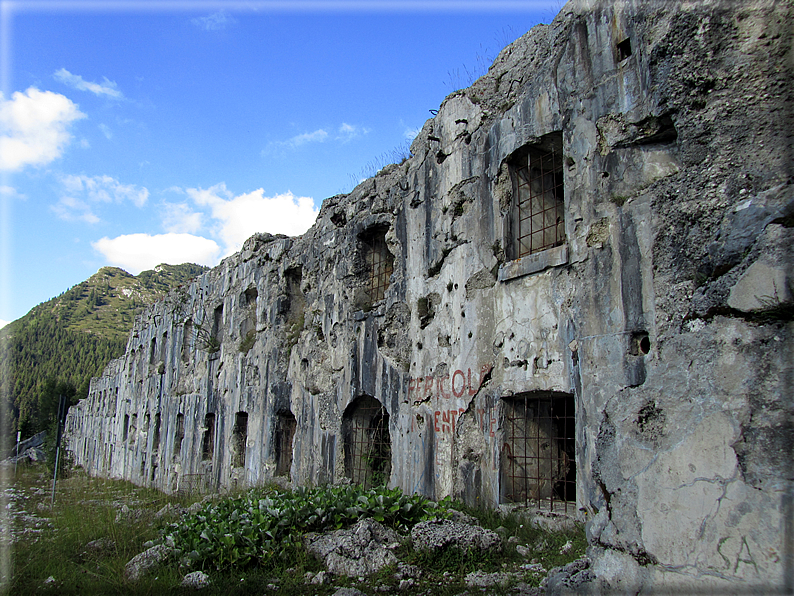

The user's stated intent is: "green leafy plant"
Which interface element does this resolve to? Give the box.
[166,484,451,571]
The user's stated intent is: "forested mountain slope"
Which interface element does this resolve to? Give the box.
[1,263,209,439]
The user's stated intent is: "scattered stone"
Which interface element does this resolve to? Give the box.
[124,544,173,581]
[304,518,401,577]
[85,537,115,554]
[465,570,518,588]
[516,544,532,558]
[398,578,415,590]
[543,557,594,595]
[446,508,479,526]
[410,519,502,552]
[115,504,145,523]
[186,502,204,514]
[559,540,573,554]
[43,575,57,587]
[155,503,184,519]
[332,588,367,596]
[308,570,331,585]
[394,561,421,580]
[181,570,210,589]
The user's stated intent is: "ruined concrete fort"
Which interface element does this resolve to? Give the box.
[64,0,792,592]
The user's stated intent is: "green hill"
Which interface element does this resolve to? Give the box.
[1,263,209,441]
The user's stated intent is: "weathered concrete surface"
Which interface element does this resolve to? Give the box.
[410,519,501,552]
[304,518,401,577]
[65,0,793,593]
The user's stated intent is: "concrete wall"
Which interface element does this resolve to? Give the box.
[65,1,793,592]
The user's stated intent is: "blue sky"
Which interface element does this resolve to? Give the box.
[0,0,562,327]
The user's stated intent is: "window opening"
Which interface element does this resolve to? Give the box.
[284,267,305,319]
[160,331,168,363]
[152,412,161,454]
[360,227,394,304]
[182,320,193,362]
[510,133,565,259]
[149,337,157,364]
[129,414,137,445]
[231,412,248,468]
[501,392,575,513]
[212,304,223,341]
[630,331,651,356]
[274,410,297,477]
[617,38,632,61]
[342,396,392,488]
[240,288,258,338]
[173,413,185,458]
[123,414,129,442]
[201,413,216,461]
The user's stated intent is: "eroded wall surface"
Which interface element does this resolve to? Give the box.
[65,1,793,592]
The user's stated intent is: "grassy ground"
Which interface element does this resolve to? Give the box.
[3,464,586,595]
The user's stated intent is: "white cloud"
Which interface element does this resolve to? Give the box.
[0,319,10,330]
[0,87,85,171]
[265,123,370,155]
[162,202,203,234]
[99,123,112,139]
[92,233,221,274]
[186,182,318,256]
[337,122,370,142]
[192,10,237,31]
[288,129,328,147]
[0,185,25,200]
[404,126,421,141]
[61,174,148,207]
[51,195,100,224]
[54,68,123,99]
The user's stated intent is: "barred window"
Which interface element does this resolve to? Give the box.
[510,133,565,259]
[274,410,297,477]
[342,395,391,488]
[500,392,576,513]
[360,227,394,304]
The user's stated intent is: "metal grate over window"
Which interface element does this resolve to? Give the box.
[274,410,296,477]
[501,392,576,513]
[513,140,565,258]
[343,396,392,489]
[361,229,394,304]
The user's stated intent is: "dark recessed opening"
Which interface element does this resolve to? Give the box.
[501,392,576,513]
[201,413,215,461]
[231,412,248,468]
[617,38,632,61]
[342,395,391,489]
[274,410,297,477]
[631,332,651,356]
